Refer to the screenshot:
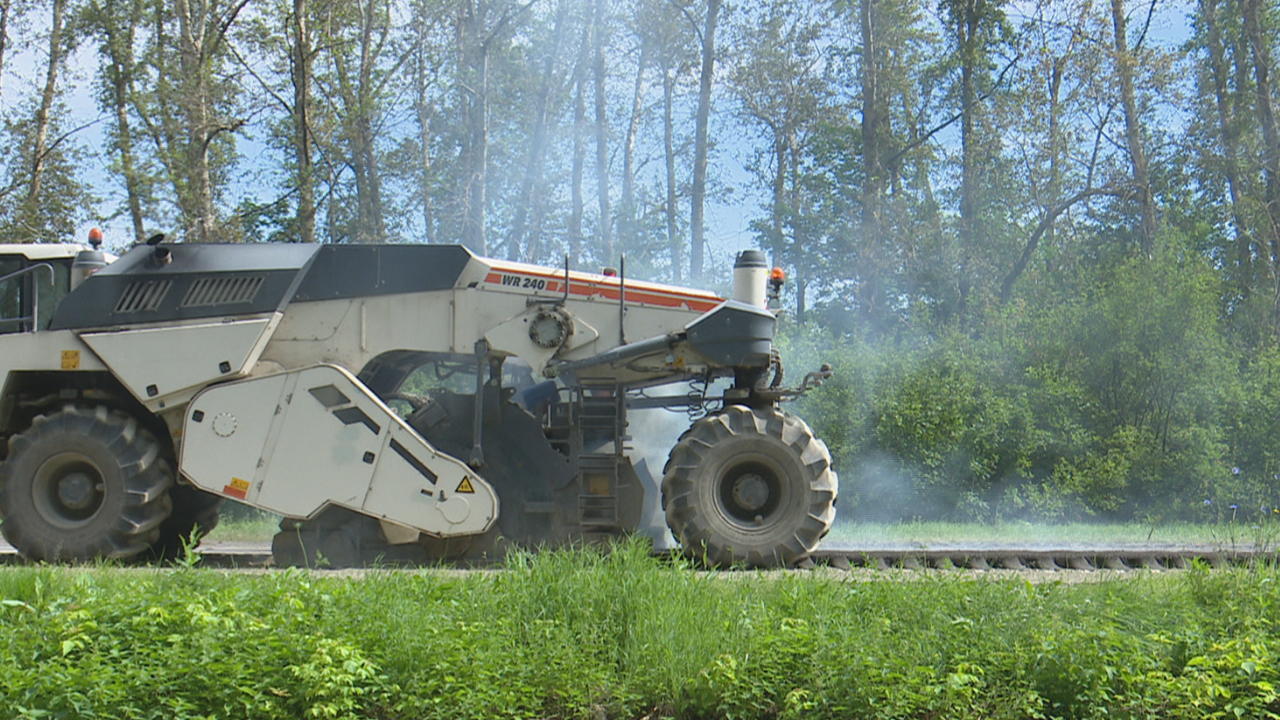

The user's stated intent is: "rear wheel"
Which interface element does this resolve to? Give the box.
[0,406,173,561]
[662,405,836,568]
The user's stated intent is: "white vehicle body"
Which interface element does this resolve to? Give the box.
[0,241,835,567]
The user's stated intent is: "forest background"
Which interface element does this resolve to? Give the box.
[0,0,1276,526]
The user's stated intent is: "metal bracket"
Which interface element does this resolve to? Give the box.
[469,339,489,469]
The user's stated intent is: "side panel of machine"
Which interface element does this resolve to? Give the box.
[181,364,498,537]
[262,278,726,386]
[0,329,107,373]
[78,314,282,410]
[262,294,456,371]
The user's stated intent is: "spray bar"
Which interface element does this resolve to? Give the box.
[544,332,681,378]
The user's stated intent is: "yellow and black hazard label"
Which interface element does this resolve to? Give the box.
[223,477,250,500]
[456,477,476,494]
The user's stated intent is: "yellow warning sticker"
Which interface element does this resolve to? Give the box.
[456,477,476,494]
[223,477,250,500]
[61,350,80,370]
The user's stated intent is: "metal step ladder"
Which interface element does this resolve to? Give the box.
[574,384,625,528]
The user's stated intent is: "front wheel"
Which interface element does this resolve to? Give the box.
[0,406,173,561]
[662,405,837,568]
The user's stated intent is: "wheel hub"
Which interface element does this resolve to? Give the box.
[718,460,783,524]
[730,473,770,512]
[56,471,99,511]
[33,453,106,527]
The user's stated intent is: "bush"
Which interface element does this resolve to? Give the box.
[778,246,1247,523]
[2,546,1280,719]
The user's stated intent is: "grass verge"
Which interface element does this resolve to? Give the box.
[2,540,1279,719]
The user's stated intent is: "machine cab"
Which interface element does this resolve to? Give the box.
[0,243,109,334]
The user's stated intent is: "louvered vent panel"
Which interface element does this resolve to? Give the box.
[180,276,265,308]
[113,280,172,313]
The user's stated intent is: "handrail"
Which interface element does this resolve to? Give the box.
[0,262,53,333]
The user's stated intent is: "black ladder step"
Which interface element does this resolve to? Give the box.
[579,495,619,526]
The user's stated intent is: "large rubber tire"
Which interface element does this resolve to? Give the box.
[662,405,837,568]
[0,406,173,562]
[148,485,224,561]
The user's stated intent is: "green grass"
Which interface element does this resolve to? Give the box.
[2,541,1279,719]
[201,514,281,543]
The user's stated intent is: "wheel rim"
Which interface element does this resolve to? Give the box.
[716,456,785,526]
[32,452,107,528]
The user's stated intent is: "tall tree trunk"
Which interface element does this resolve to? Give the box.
[859,0,885,328]
[1241,0,1280,335]
[957,1,979,257]
[414,42,434,243]
[770,124,785,259]
[350,0,386,244]
[173,0,229,243]
[174,0,218,242]
[100,0,147,245]
[663,61,681,283]
[620,42,646,255]
[0,0,14,103]
[690,0,721,281]
[569,25,590,268]
[999,3,1087,302]
[509,1,568,261]
[458,0,489,254]
[1203,0,1252,284]
[457,0,541,254]
[592,0,612,262]
[291,0,315,243]
[788,125,805,321]
[113,70,146,246]
[1110,0,1157,258]
[26,0,66,214]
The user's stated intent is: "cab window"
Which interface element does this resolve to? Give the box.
[0,257,72,333]
[34,259,71,330]
[0,256,24,333]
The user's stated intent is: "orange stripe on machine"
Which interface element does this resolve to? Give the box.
[482,267,722,313]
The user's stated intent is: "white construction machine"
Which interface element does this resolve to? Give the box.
[0,234,836,567]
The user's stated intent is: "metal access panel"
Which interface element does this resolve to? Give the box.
[180,364,498,538]
[78,315,280,409]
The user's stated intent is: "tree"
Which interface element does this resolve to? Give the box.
[0,0,93,244]
[1109,0,1157,258]
[728,0,836,320]
[591,0,613,262]
[135,0,250,243]
[24,0,69,222]
[689,0,721,281]
[939,0,1012,318]
[290,0,315,243]
[85,0,152,245]
[506,0,574,260]
[455,0,541,255]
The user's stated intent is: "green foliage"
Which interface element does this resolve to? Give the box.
[0,569,394,719]
[779,236,1263,524]
[2,547,1280,719]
